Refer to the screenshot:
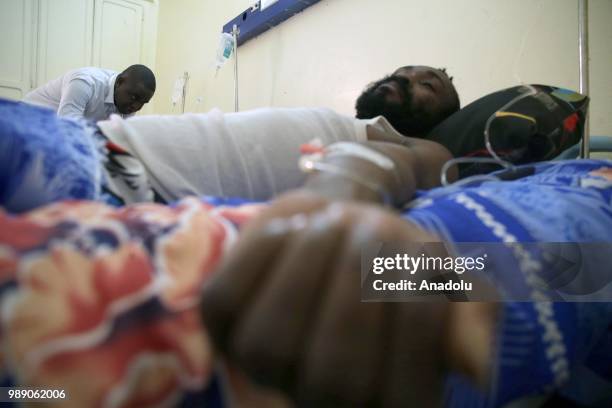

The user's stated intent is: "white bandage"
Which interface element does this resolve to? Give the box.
[325,142,396,171]
[299,159,392,205]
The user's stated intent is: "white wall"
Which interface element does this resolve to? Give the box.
[588,0,612,135]
[154,0,611,136]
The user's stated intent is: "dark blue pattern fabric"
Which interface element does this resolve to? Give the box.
[405,160,612,407]
[0,98,101,213]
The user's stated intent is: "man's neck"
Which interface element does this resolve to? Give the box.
[113,80,119,107]
[366,125,424,147]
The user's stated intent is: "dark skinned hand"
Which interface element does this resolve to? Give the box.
[202,190,497,407]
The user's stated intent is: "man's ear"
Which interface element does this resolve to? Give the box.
[115,74,125,87]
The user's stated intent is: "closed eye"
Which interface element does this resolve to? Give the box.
[421,81,435,91]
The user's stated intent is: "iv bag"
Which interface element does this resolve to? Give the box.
[215,32,235,69]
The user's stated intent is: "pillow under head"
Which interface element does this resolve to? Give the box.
[426,85,589,178]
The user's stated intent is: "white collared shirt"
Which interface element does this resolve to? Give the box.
[23,67,131,122]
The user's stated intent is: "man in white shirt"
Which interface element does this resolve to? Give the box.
[22,65,156,121]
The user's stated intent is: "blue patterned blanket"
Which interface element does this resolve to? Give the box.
[0,99,101,213]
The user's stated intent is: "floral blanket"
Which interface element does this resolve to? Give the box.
[0,198,262,407]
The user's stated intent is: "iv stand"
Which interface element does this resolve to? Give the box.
[578,0,590,158]
[232,24,239,112]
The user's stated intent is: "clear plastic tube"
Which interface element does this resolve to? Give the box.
[440,85,538,186]
[441,157,512,186]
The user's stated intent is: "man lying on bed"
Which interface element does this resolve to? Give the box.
[0,65,460,212]
[1,136,610,407]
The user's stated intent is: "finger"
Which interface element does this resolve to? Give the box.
[296,212,388,407]
[201,219,294,354]
[229,209,347,394]
[223,361,294,408]
[361,210,449,406]
[242,190,330,234]
[378,302,449,407]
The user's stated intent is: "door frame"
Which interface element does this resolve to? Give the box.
[35,0,95,86]
[0,0,38,99]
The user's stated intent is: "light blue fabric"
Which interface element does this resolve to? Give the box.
[0,98,101,213]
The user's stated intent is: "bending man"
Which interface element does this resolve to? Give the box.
[22,65,156,121]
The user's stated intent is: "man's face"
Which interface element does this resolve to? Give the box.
[114,76,154,115]
[355,66,459,136]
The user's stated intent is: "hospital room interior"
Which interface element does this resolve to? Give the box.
[0,0,612,407]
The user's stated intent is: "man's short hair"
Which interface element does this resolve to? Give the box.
[122,65,156,92]
[435,67,461,115]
